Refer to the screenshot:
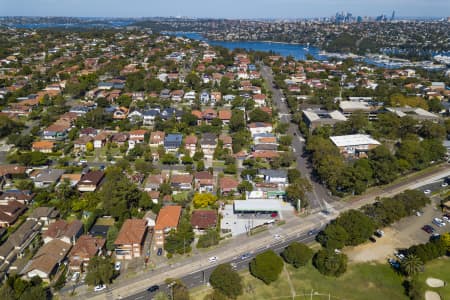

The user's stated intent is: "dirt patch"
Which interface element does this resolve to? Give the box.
[425,291,441,300]
[345,227,413,263]
[426,278,445,288]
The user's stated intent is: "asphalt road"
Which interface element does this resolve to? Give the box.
[260,65,335,211]
[122,230,319,300]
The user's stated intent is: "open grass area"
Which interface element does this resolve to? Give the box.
[417,257,450,300]
[191,261,408,300]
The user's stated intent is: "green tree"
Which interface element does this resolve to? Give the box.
[209,264,243,299]
[249,108,271,123]
[85,256,115,286]
[281,242,313,268]
[165,214,194,254]
[197,228,220,248]
[313,249,348,277]
[249,250,284,284]
[229,110,245,132]
[237,181,253,193]
[106,225,119,251]
[401,254,424,277]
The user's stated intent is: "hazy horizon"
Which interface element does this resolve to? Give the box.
[1,0,449,19]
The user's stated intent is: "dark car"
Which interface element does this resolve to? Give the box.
[422,225,435,234]
[148,285,159,293]
[157,248,163,256]
[369,236,377,243]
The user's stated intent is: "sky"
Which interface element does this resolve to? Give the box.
[1,0,449,18]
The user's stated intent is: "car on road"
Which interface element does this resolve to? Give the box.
[94,284,106,292]
[114,261,121,272]
[441,182,448,187]
[307,230,316,236]
[208,256,218,263]
[422,225,435,234]
[240,253,251,260]
[157,248,163,256]
[147,285,159,293]
[273,234,282,240]
[423,189,431,195]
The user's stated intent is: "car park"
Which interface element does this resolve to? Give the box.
[208,256,218,263]
[147,285,159,293]
[94,284,106,292]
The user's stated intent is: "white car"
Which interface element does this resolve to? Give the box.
[94,284,106,292]
[424,189,431,195]
[208,256,218,263]
[394,253,405,260]
[273,234,282,240]
[114,262,121,271]
[442,182,448,187]
[71,272,80,282]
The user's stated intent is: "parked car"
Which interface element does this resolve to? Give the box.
[94,284,106,292]
[147,285,159,293]
[208,256,218,263]
[422,225,435,234]
[240,253,251,260]
[374,230,384,237]
[71,272,80,282]
[388,258,400,269]
[394,252,405,260]
[433,217,446,227]
[114,262,121,272]
[157,248,163,256]
[369,236,377,243]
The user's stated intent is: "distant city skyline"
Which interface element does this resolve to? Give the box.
[1,0,449,19]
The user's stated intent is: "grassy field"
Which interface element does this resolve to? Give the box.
[417,257,450,300]
[191,261,408,300]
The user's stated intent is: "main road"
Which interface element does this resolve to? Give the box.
[260,65,334,211]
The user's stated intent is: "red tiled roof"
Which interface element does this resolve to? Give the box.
[191,210,217,230]
[114,219,147,245]
[154,206,182,230]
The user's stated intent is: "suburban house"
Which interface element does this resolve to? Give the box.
[154,206,182,248]
[219,177,239,196]
[77,170,104,192]
[259,169,288,186]
[128,129,147,149]
[93,132,109,149]
[42,219,83,245]
[149,131,165,147]
[43,122,70,140]
[219,134,233,151]
[248,122,273,137]
[170,174,193,191]
[73,135,93,152]
[0,201,27,227]
[0,220,40,268]
[24,239,71,281]
[111,132,129,146]
[200,133,217,159]
[114,219,147,260]
[164,134,183,152]
[30,169,65,188]
[27,206,59,227]
[31,141,55,153]
[69,234,105,272]
[184,135,198,156]
[302,109,348,131]
[60,173,82,187]
[330,134,381,158]
[142,109,161,126]
[0,190,34,205]
[194,171,214,193]
[218,110,232,125]
[191,210,218,233]
[144,174,164,192]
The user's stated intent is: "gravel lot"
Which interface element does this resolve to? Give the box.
[346,197,447,263]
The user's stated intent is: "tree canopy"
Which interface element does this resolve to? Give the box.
[249,250,284,284]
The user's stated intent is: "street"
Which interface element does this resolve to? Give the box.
[260,65,335,211]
